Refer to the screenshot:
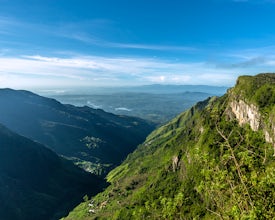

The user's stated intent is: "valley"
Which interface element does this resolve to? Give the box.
[1,1,274,219]
[0,74,274,220]
[0,89,154,175]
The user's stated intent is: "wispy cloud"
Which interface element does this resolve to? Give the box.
[216,45,275,70]
[0,54,248,88]
[105,42,197,51]
[1,48,275,89]
[0,16,196,53]
[0,16,20,35]
[215,56,267,68]
[0,16,55,41]
[0,16,17,26]
[65,33,197,51]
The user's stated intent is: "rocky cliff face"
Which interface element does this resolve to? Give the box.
[228,89,275,155]
[229,99,261,131]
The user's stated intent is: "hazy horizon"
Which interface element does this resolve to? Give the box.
[0,83,229,96]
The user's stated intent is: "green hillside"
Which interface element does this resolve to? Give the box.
[64,73,275,219]
[0,124,105,220]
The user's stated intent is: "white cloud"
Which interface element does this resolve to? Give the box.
[1,43,275,89]
[144,74,192,84]
[0,54,245,88]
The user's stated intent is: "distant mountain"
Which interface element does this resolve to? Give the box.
[64,73,275,219]
[50,92,212,124]
[129,84,228,95]
[0,89,154,174]
[0,123,104,220]
[36,84,227,124]
[36,84,228,96]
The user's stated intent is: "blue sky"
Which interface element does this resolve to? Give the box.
[1,0,275,88]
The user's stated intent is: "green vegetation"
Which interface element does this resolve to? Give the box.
[233,73,275,109]
[64,73,275,219]
[254,84,275,109]
[66,157,112,176]
[81,136,105,149]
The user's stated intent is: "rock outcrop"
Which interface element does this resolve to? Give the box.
[229,97,275,155]
[230,99,261,131]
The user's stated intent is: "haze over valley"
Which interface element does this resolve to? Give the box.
[40,84,228,124]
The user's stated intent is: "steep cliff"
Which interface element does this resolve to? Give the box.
[229,99,261,130]
[227,73,275,155]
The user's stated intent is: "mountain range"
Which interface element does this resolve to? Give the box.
[0,89,154,174]
[0,88,157,220]
[37,84,228,96]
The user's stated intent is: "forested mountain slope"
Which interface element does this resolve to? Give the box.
[0,89,154,174]
[64,73,275,219]
[0,124,104,220]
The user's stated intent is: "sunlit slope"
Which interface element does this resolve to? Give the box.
[65,73,275,219]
